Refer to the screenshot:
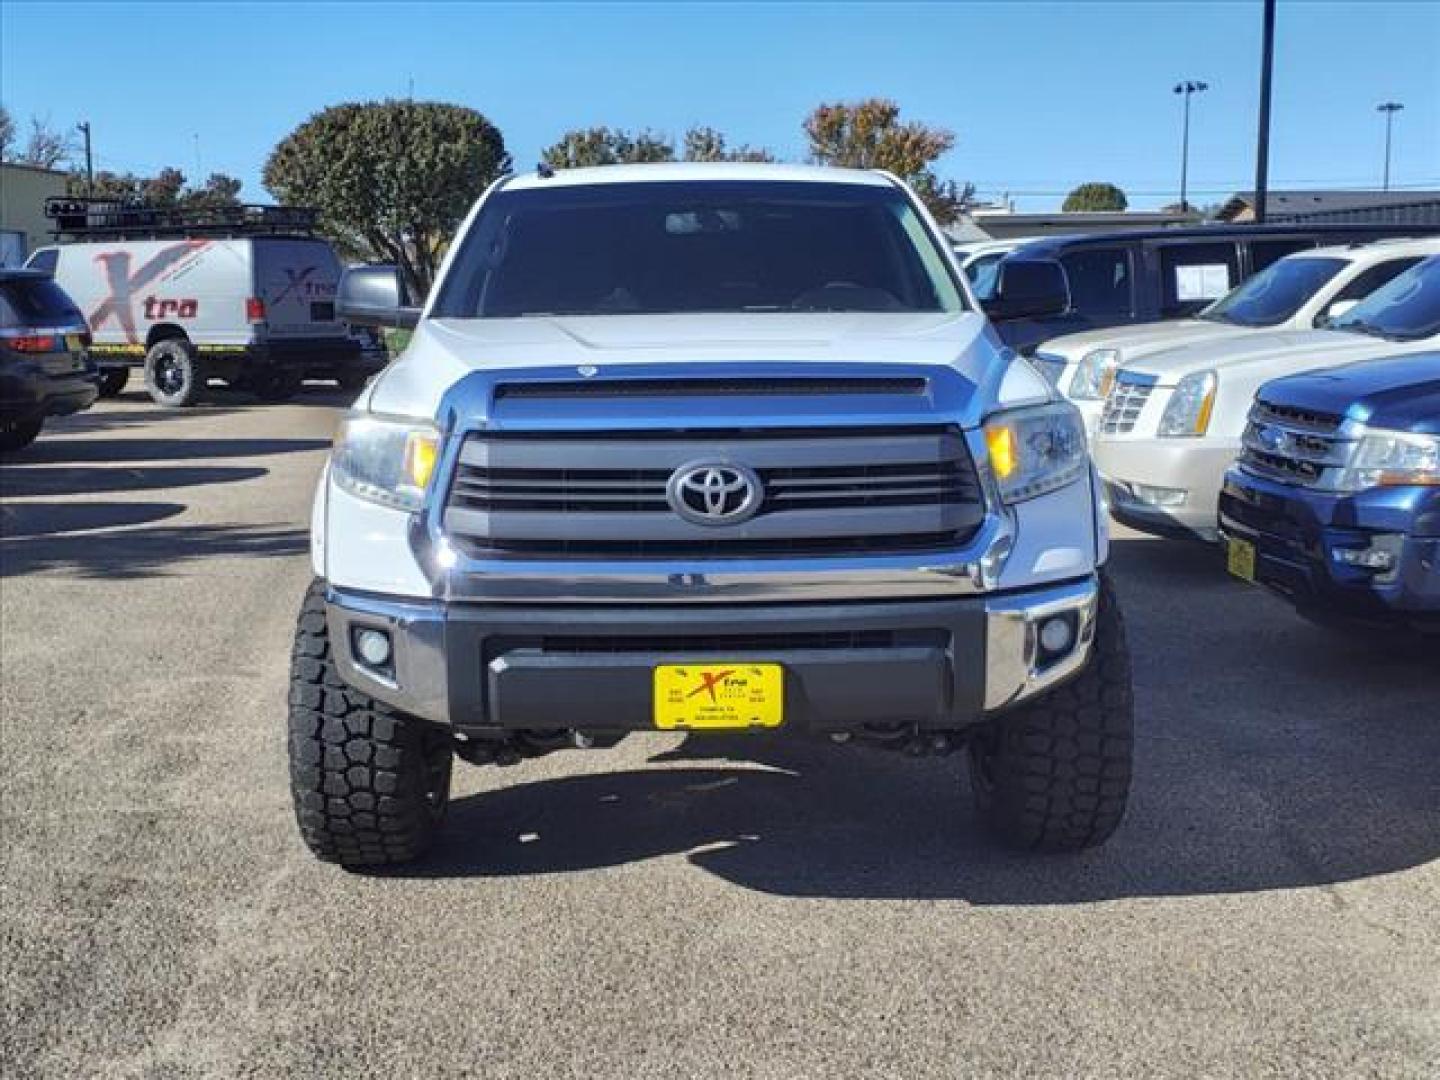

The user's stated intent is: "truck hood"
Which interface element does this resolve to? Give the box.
[1041,318,1246,361]
[1257,352,1440,435]
[1123,327,1398,384]
[366,311,1025,425]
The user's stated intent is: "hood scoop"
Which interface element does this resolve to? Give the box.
[494,375,929,401]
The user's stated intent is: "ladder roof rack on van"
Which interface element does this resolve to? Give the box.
[44,196,321,240]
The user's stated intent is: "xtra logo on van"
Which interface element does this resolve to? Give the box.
[90,240,210,344]
[272,266,336,304]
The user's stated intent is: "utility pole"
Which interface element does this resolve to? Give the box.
[1253,0,1276,223]
[76,121,94,194]
[1173,80,1208,212]
[1377,102,1404,190]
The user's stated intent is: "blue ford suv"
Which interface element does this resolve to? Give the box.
[1219,354,1440,633]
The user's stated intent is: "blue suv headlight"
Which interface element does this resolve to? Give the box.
[983,402,1088,503]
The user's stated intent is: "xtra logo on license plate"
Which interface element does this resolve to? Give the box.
[653,663,783,730]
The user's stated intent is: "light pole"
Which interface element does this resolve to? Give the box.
[1253,0,1275,223]
[76,121,93,195]
[1377,102,1404,190]
[1174,80,1208,212]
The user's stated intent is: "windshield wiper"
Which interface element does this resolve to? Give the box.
[1334,318,1394,340]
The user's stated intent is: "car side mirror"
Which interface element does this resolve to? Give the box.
[982,259,1070,322]
[337,265,421,330]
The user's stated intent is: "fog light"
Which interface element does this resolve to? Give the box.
[1128,483,1188,509]
[354,627,392,667]
[1332,546,1395,570]
[1038,615,1075,657]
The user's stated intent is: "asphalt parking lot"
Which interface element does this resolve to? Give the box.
[2,390,1437,1079]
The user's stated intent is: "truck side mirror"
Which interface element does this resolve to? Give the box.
[982,259,1070,322]
[337,265,421,330]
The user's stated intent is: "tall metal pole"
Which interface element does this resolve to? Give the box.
[1180,90,1191,212]
[1377,102,1404,190]
[76,121,94,194]
[1174,81,1207,212]
[1253,0,1276,223]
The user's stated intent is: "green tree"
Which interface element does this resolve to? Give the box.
[541,127,675,168]
[802,99,971,224]
[0,105,15,160]
[1062,182,1128,212]
[264,100,510,296]
[65,167,242,210]
[682,126,774,163]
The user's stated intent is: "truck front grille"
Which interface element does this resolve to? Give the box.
[1100,376,1156,435]
[1238,398,1352,488]
[442,427,985,559]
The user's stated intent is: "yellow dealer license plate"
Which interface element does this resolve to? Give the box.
[653,663,783,731]
[1227,537,1257,583]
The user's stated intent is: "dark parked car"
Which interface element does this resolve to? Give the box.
[1219,353,1440,634]
[0,269,98,451]
[983,224,1440,355]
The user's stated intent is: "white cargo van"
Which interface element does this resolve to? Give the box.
[26,198,380,405]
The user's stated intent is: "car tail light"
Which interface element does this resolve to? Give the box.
[7,335,58,353]
[246,297,266,322]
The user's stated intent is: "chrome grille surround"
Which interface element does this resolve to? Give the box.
[1238,397,1356,489]
[443,427,985,559]
[1099,371,1159,435]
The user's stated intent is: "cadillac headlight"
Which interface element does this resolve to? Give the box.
[1069,348,1120,401]
[983,402,1088,503]
[331,413,441,511]
[1335,428,1440,491]
[1158,370,1218,437]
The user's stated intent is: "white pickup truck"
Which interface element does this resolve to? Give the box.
[291,163,1134,866]
[1034,238,1439,435]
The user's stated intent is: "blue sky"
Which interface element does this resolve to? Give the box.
[3,1,1437,211]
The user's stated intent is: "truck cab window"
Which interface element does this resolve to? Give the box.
[1159,242,1240,316]
[1059,248,1133,318]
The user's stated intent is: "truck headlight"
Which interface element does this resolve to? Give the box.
[1158,370,1217,437]
[983,402,1088,503]
[1335,428,1440,491]
[331,413,441,511]
[1068,348,1119,400]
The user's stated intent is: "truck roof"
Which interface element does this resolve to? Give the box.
[503,162,897,191]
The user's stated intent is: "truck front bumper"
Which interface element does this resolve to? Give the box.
[322,575,1099,736]
[1218,468,1440,631]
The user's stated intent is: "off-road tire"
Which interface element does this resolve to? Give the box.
[0,416,42,452]
[143,338,203,407]
[287,579,452,865]
[96,367,130,397]
[969,572,1134,852]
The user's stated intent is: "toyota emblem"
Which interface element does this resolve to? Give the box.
[666,462,763,526]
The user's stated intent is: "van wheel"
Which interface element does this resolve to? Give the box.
[288,580,452,866]
[143,339,203,407]
[0,416,43,453]
[97,368,130,397]
[968,573,1134,852]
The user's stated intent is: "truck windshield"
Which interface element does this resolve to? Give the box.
[433,180,965,318]
[1331,256,1440,341]
[1201,257,1346,328]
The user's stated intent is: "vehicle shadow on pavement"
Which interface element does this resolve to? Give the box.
[0,465,268,500]
[390,535,1440,902]
[0,518,308,578]
[5,436,328,465]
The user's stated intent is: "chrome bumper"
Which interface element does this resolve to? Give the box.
[324,575,1099,732]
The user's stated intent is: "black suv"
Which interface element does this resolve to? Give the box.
[0,269,98,451]
[983,223,1440,355]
